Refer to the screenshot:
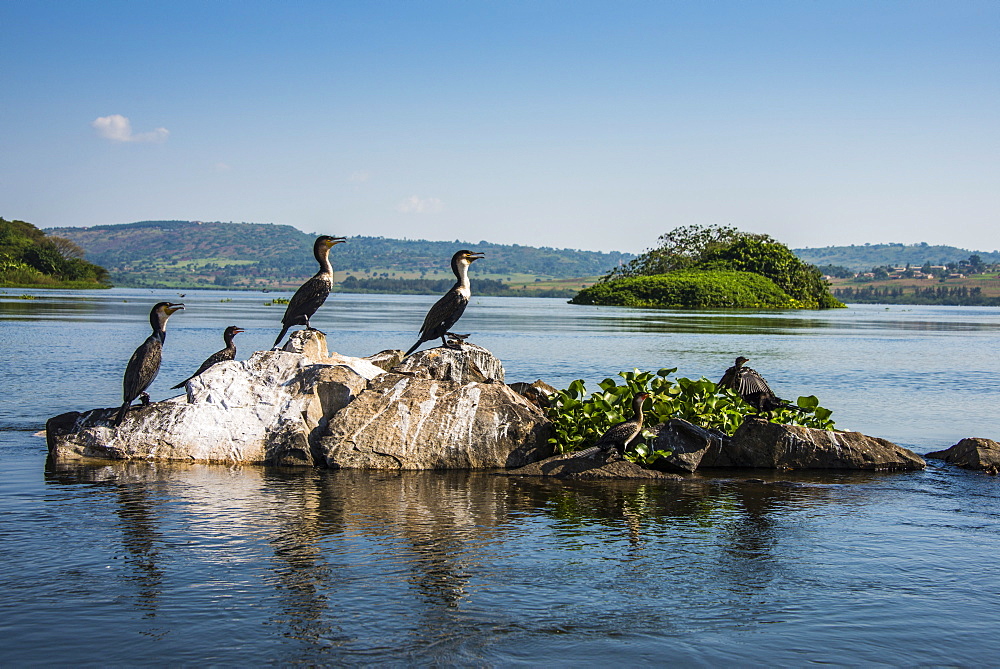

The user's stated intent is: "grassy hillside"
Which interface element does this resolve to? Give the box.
[793,243,1000,271]
[45,220,632,293]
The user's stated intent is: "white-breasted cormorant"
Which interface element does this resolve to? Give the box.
[171,326,244,389]
[273,235,346,348]
[718,356,800,415]
[115,302,184,425]
[595,392,650,455]
[404,250,485,356]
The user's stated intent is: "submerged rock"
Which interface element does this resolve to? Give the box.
[701,418,925,471]
[926,438,1000,473]
[47,331,550,469]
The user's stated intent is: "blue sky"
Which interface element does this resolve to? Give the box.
[2,1,997,253]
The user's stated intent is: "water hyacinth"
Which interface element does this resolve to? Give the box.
[546,368,836,463]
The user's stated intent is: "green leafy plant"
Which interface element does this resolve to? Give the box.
[546,368,837,461]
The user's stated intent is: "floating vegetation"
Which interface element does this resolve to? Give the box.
[220,298,233,302]
[266,297,290,305]
[19,294,38,300]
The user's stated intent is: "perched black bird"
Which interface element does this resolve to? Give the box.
[718,356,800,415]
[273,235,346,348]
[171,326,244,389]
[115,302,184,425]
[595,392,650,456]
[404,250,485,356]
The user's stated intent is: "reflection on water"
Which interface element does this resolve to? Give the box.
[1,456,987,665]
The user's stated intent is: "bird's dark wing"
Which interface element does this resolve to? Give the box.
[736,367,775,399]
[718,366,739,390]
[123,335,162,403]
[419,289,468,341]
[594,419,640,450]
[281,274,332,326]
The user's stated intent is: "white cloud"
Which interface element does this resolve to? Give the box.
[396,195,444,214]
[91,114,169,143]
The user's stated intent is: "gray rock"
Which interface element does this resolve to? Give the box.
[320,372,551,469]
[392,343,505,384]
[503,449,681,480]
[648,418,730,473]
[701,417,925,471]
[926,438,1000,473]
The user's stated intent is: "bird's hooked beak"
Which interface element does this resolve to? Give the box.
[233,327,245,335]
[326,236,347,248]
[165,303,185,315]
[466,252,485,262]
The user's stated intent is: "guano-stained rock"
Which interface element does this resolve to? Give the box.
[391,343,505,384]
[320,373,551,469]
[47,331,552,470]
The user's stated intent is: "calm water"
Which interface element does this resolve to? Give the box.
[2,288,999,665]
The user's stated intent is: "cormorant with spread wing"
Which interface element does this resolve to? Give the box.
[718,356,800,415]
[595,392,650,456]
[115,302,184,425]
[404,250,485,356]
[273,235,346,348]
[171,326,244,389]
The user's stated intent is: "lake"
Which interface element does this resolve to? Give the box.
[2,288,999,665]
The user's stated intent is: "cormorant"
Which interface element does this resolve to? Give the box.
[595,392,650,456]
[404,250,485,356]
[171,326,244,389]
[718,356,800,415]
[115,302,184,425]
[273,235,347,348]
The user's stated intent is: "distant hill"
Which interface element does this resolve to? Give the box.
[793,243,1000,271]
[45,220,634,292]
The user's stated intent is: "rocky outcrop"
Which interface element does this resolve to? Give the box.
[47,331,552,469]
[700,418,925,471]
[319,373,552,469]
[926,438,1000,473]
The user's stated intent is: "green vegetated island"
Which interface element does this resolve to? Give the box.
[1,217,109,288]
[572,225,844,309]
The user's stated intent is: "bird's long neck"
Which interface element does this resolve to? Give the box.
[633,399,644,426]
[315,245,333,275]
[150,313,167,343]
[452,259,471,295]
[223,333,237,349]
